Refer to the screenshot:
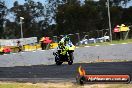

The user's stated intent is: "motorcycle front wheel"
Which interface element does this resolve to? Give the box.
[68,52,74,65]
[56,61,63,65]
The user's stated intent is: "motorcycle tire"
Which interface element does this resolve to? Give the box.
[68,52,74,65]
[68,60,73,65]
[56,61,63,65]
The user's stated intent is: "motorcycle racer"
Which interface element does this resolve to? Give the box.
[53,35,75,65]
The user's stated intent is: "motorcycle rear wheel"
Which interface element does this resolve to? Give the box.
[56,61,63,65]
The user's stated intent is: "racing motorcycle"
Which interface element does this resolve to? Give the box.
[53,44,75,65]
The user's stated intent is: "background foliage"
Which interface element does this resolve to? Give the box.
[0,0,132,41]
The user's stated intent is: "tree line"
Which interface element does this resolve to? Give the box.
[0,0,132,41]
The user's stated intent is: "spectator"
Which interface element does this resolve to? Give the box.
[40,37,45,50]
[17,41,22,52]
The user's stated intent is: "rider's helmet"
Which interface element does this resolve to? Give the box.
[64,35,70,42]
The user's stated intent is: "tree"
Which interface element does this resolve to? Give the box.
[0,0,7,38]
[1,0,132,41]
[10,0,45,38]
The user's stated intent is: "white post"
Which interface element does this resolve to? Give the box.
[20,17,24,38]
[20,17,24,51]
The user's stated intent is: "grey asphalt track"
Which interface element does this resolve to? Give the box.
[0,43,132,83]
[74,43,132,62]
[0,43,132,67]
[0,62,132,83]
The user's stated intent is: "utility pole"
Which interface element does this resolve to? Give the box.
[20,17,24,51]
[107,0,112,42]
[20,17,24,38]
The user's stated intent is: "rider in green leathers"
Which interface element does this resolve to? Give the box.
[54,35,75,65]
[58,35,73,55]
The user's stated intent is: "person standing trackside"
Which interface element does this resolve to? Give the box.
[17,41,22,52]
[40,37,45,50]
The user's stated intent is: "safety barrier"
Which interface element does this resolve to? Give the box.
[23,44,41,51]
[26,45,35,51]
[0,44,41,53]
[0,43,58,54]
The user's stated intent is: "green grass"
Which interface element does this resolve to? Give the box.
[0,82,132,88]
[111,39,132,44]
[0,82,76,88]
[78,39,132,47]
[104,84,132,88]
[0,83,40,88]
